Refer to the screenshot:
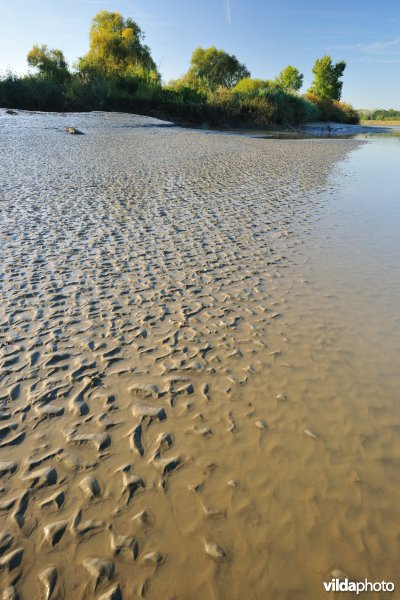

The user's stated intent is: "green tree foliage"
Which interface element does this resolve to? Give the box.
[27,44,70,84]
[77,11,159,81]
[308,55,346,100]
[275,65,303,91]
[359,108,400,121]
[184,46,250,92]
[232,78,268,94]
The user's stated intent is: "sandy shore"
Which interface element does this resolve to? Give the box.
[1,110,397,599]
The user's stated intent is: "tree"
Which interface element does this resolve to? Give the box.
[27,44,70,83]
[275,65,303,91]
[308,55,346,100]
[184,47,250,92]
[78,11,159,81]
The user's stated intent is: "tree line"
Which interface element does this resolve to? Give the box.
[1,10,358,126]
[358,108,400,122]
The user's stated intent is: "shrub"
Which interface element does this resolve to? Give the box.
[160,85,206,119]
[334,101,359,124]
[232,78,268,95]
[258,88,319,125]
[305,93,359,124]
[0,72,65,110]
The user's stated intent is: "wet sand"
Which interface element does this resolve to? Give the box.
[0,111,399,599]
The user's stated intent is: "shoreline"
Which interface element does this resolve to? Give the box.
[2,106,395,138]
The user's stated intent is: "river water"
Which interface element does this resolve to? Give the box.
[0,111,399,599]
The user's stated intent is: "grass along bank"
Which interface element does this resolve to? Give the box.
[361,120,400,126]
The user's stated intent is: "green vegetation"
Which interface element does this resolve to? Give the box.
[77,11,159,82]
[232,78,270,94]
[0,10,359,127]
[358,108,400,121]
[180,46,250,92]
[275,66,303,91]
[27,45,70,84]
[308,55,346,101]
[305,93,359,124]
[230,84,320,126]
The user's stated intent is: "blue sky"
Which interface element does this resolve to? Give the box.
[0,0,399,108]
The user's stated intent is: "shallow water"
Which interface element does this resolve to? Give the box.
[215,123,400,140]
[0,111,399,599]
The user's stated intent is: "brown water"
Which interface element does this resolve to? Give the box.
[0,111,399,599]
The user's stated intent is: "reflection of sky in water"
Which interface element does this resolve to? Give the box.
[311,139,400,287]
[295,137,400,371]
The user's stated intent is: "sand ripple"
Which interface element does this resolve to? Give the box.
[2,111,389,599]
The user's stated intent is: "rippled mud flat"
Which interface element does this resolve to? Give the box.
[0,111,399,599]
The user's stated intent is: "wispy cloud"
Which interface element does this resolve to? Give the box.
[328,37,400,65]
[358,56,400,65]
[331,37,400,54]
[224,0,232,25]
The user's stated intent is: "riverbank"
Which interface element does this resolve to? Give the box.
[0,107,387,139]
[0,68,359,129]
